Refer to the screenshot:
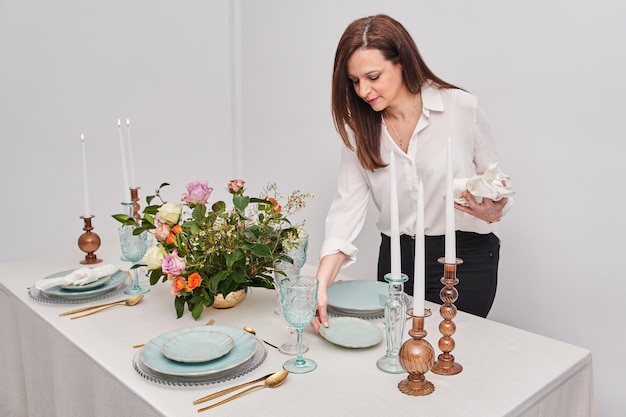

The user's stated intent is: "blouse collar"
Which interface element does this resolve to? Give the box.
[420,81,445,117]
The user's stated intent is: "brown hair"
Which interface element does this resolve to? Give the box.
[332,14,458,170]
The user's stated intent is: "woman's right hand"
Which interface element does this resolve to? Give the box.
[311,252,347,333]
[311,286,329,333]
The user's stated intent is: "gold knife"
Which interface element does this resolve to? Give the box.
[193,372,273,404]
[59,298,133,316]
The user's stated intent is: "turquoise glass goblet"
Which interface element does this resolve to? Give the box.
[274,233,310,355]
[278,275,318,373]
[118,225,150,295]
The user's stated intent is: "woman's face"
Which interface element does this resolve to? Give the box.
[346,48,404,112]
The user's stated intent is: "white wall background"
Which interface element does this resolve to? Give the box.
[1,0,624,415]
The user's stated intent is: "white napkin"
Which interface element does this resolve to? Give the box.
[454,163,515,205]
[35,264,120,291]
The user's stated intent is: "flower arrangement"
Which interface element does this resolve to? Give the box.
[113,179,313,319]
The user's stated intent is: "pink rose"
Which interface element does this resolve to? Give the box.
[153,222,171,242]
[182,181,213,205]
[228,179,245,194]
[161,250,186,276]
[170,276,186,297]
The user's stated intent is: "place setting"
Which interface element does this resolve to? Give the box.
[131,274,320,391]
[180,275,320,412]
[28,264,133,305]
[132,324,268,387]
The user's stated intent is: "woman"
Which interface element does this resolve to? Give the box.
[312,14,513,330]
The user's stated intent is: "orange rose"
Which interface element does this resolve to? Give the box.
[265,197,282,213]
[171,224,182,235]
[185,272,202,291]
[166,233,176,244]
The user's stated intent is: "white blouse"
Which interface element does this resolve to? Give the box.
[321,82,508,267]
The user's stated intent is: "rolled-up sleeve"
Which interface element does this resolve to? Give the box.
[472,98,500,176]
[320,143,370,268]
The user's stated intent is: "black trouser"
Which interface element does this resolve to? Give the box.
[378,231,500,318]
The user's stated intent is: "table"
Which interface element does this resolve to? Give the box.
[0,246,594,417]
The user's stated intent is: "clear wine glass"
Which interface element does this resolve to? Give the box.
[278,275,318,374]
[118,225,150,295]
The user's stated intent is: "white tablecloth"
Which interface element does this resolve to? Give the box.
[0,246,594,417]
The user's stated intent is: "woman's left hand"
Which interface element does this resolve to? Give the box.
[454,191,508,224]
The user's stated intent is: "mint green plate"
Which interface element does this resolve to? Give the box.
[141,326,256,377]
[40,270,126,300]
[161,331,234,363]
[327,280,387,314]
[320,317,383,348]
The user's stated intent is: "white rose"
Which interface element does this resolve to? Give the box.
[157,202,182,225]
[143,244,167,270]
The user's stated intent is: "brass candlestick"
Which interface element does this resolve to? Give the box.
[397,308,435,396]
[130,187,141,223]
[431,258,463,375]
[78,215,102,265]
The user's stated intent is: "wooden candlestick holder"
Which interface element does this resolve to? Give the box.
[78,216,102,265]
[431,258,463,375]
[130,187,141,223]
[397,308,435,396]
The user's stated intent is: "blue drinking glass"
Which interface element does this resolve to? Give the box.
[278,275,318,373]
[118,225,150,295]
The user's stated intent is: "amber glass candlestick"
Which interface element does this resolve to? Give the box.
[397,308,435,396]
[431,258,463,375]
[78,215,102,265]
[130,187,141,223]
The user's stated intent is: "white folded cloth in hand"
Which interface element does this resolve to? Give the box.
[454,163,515,206]
[35,264,120,291]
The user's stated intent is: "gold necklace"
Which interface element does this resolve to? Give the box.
[384,114,405,147]
[384,94,419,148]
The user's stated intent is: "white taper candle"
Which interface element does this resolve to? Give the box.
[80,133,91,217]
[445,136,456,263]
[414,179,425,314]
[126,118,137,188]
[389,151,401,279]
[117,119,130,202]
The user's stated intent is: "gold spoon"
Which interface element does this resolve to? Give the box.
[59,295,145,316]
[243,327,279,350]
[197,370,289,412]
[70,294,144,319]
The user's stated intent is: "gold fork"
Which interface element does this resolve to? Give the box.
[132,319,215,349]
